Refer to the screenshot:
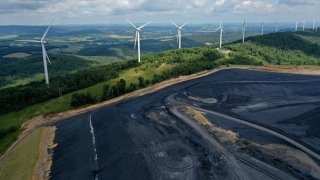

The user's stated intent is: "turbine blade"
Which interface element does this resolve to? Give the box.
[138,21,151,29]
[124,17,137,29]
[213,27,220,32]
[41,21,53,41]
[180,22,189,28]
[42,44,51,65]
[170,20,179,28]
[45,49,51,65]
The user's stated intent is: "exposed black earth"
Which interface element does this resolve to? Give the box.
[51,69,320,180]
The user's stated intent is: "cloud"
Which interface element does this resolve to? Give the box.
[278,0,312,6]
[234,1,274,13]
[0,0,319,24]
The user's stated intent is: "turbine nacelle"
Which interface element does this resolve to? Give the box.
[214,22,224,49]
[171,20,188,49]
[124,17,151,63]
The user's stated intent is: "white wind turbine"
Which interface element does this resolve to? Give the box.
[261,22,264,35]
[171,21,188,49]
[302,20,306,31]
[242,20,246,43]
[124,18,151,63]
[17,22,53,85]
[313,19,316,30]
[275,23,279,33]
[214,21,224,49]
[295,21,299,31]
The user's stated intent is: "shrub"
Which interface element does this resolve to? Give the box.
[71,92,97,107]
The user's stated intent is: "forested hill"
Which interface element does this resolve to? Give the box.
[227,31,320,65]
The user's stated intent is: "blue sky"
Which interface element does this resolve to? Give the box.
[0,0,319,25]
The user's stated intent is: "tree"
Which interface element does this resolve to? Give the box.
[100,84,110,101]
[127,83,137,92]
[138,76,145,87]
[109,84,120,98]
[117,79,127,95]
[71,92,96,107]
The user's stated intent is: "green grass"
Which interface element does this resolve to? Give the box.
[1,74,44,89]
[0,129,41,180]
[77,55,124,66]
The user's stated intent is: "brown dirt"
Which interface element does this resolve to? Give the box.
[185,106,239,144]
[32,126,56,180]
[237,65,320,75]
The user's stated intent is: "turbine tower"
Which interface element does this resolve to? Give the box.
[302,20,306,31]
[261,22,264,35]
[295,21,299,31]
[124,18,151,63]
[214,22,224,49]
[242,20,246,43]
[313,19,316,30]
[17,22,53,85]
[171,21,188,49]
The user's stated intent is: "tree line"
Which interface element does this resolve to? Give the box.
[0,60,139,115]
[70,47,223,107]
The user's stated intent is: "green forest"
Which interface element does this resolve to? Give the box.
[227,31,320,65]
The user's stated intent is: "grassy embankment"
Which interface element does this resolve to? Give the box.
[0,129,41,180]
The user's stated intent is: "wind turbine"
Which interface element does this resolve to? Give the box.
[313,19,316,30]
[17,22,53,85]
[261,22,264,35]
[302,20,306,31]
[276,23,279,33]
[124,18,151,63]
[171,21,188,49]
[214,21,224,49]
[242,20,246,43]
[295,21,299,31]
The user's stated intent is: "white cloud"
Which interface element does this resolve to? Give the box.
[0,0,319,24]
[234,0,274,13]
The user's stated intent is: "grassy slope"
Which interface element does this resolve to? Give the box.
[0,129,41,180]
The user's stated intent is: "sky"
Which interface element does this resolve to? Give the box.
[0,0,319,25]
